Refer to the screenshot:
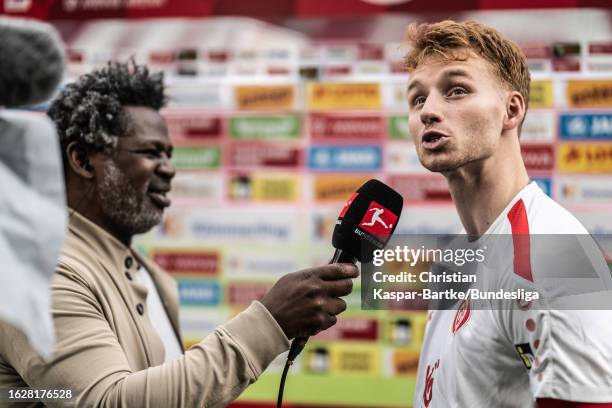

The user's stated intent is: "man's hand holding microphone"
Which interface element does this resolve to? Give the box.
[261,263,358,339]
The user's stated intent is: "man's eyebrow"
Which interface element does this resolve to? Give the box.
[407,79,423,94]
[443,69,473,80]
[407,68,474,93]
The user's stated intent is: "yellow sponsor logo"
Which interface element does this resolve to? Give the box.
[313,175,372,201]
[567,80,612,108]
[392,350,421,376]
[235,85,295,110]
[308,83,381,110]
[251,173,300,201]
[558,143,612,173]
[329,344,380,375]
[529,80,554,108]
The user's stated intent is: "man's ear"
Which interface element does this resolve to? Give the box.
[503,91,526,132]
[66,142,95,179]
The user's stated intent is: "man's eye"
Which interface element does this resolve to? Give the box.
[412,96,426,107]
[141,150,162,159]
[448,87,467,97]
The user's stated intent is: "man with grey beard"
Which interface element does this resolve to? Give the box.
[0,60,357,407]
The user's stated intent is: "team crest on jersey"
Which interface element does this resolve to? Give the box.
[515,343,535,370]
[452,298,471,335]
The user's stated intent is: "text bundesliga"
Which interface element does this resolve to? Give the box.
[373,288,540,302]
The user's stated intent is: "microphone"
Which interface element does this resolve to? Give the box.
[288,179,403,361]
[0,17,64,108]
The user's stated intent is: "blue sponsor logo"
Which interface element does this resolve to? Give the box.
[559,113,612,140]
[178,280,221,306]
[532,177,552,197]
[308,145,382,171]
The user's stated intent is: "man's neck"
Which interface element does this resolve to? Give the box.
[444,141,530,237]
[68,203,132,247]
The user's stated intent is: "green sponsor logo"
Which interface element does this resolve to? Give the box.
[230,115,300,140]
[172,146,220,169]
[389,115,410,139]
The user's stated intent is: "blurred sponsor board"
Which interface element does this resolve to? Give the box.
[385,141,428,173]
[178,280,221,306]
[169,172,222,203]
[559,112,612,140]
[152,249,220,276]
[388,115,410,140]
[172,146,221,170]
[308,83,381,110]
[228,172,300,201]
[557,176,612,204]
[521,144,555,171]
[529,80,554,108]
[558,143,612,173]
[163,111,222,142]
[388,175,451,203]
[229,115,301,140]
[567,80,612,108]
[234,85,295,110]
[309,145,382,171]
[521,110,555,142]
[310,113,384,141]
[228,143,301,168]
[312,174,372,202]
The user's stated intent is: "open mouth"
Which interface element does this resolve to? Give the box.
[148,189,171,208]
[422,131,449,150]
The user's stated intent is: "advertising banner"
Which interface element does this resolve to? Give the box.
[310,113,384,141]
[229,115,301,140]
[558,143,612,173]
[567,80,612,108]
[308,83,381,110]
[559,112,612,140]
[309,146,382,171]
[235,85,295,110]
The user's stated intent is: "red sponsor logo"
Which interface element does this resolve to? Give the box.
[452,299,471,335]
[388,175,451,202]
[227,282,272,306]
[313,317,378,341]
[590,42,612,55]
[229,143,300,167]
[423,359,440,407]
[153,251,219,275]
[339,192,358,218]
[358,201,398,240]
[163,112,222,140]
[521,144,554,171]
[310,113,383,141]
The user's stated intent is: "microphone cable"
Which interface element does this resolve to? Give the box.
[277,250,357,408]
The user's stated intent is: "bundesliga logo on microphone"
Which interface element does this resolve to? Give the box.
[358,201,398,241]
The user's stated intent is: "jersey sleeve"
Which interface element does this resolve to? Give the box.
[494,234,612,403]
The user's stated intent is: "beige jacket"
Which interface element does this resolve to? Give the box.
[0,211,290,407]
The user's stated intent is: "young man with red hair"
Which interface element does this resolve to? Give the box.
[405,20,612,407]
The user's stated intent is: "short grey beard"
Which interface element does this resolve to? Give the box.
[97,161,163,236]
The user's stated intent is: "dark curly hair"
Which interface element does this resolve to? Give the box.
[47,59,166,168]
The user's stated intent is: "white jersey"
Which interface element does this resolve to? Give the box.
[414,182,612,407]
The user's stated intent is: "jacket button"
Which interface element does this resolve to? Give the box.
[125,271,132,281]
[125,256,134,269]
[136,303,144,315]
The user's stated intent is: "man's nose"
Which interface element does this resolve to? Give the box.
[157,154,176,180]
[420,94,443,126]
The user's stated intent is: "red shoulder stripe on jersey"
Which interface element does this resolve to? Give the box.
[538,398,612,407]
[507,199,534,283]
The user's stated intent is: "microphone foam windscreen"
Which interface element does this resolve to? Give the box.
[332,179,403,263]
[0,17,64,108]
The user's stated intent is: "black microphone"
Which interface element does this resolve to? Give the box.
[0,17,64,108]
[287,179,403,361]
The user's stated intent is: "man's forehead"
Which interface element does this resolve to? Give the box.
[408,53,493,86]
[121,106,170,145]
